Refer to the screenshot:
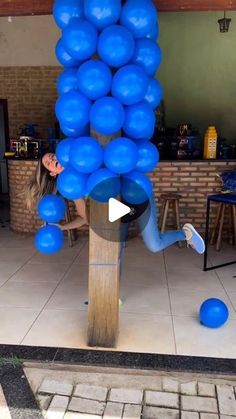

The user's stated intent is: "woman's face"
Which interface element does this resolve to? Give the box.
[42,153,64,176]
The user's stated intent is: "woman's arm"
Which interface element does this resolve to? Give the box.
[60,199,88,231]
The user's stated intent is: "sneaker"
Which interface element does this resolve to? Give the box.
[183,223,205,254]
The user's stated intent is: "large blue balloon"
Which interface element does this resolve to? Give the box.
[112,64,148,106]
[55,38,80,67]
[104,137,138,174]
[53,0,84,29]
[56,91,91,130]
[146,22,159,41]
[144,79,163,109]
[37,195,66,223]
[135,142,159,173]
[123,101,155,140]
[84,0,121,31]
[120,0,157,39]
[63,18,98,61]
[200,298,229,328]
[56,138,73,168]
[98,25,135,68]
[35,225,64,255]
[132,39,162,76]
[87,168,120,203]
[57,167,88,199]
[77,59,112,100]
[121,171,153,204]
[57,69,79,94]
[90,97,125,135]
[70,136,103,173]
[60,123,90,138]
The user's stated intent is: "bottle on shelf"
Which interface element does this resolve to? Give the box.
[203,126,218,159]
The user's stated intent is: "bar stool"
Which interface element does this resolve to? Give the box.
[160,193,183,247]
[210,201,236,251]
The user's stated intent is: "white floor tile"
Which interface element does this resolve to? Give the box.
[121,264,167,287]
[0,282,57,309]
[0,262,23,284]
[120,284,170,315]
[167,268,223,291]
[9,263,69,283]
[62,264,88,284]
[0,248,36,264]
[45,283,88,310]
[0,307,40,344]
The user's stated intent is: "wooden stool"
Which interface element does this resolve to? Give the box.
[160,193,183,247]
[210,202,236,251]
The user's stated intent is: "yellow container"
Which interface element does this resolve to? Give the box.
[203,126,217,159]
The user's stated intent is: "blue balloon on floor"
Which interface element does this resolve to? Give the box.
[57,69,79,94]
[35,225,64,255]
[98,24,135,68]
[56,138,73,168]
[84,0,121,30]
[104,137,138,174]
[56,91,91,130]
[57,167,88,199]
[37,195,66,223]
[87,168,120,202]
[144,79,163,109]
[55,38,80,67]
[53,0,84,29]
[123,101,155,140]
[146,23,159,41]
[121,171,153,204]
[60,123,90,138]
[63,18,98,60]
[135,142,160,173]
[70,136,103,173]
[77,59,112,100]
[132,39,162,76]
[120,0,157,39]
[112,64,148,106]
[200,298,229,328]
[90,97,125,135]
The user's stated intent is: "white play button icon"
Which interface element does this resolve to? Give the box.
[108,198,131,222]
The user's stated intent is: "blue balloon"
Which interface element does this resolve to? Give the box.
[121,171,153,204]
[84,0,121,30]
[35,225,64,255]
[104,137,138,174]
[56,91,91,130]
[146,22,159,41]
[112,64,148,106]
[77,59,112,100]
[63,18,98,61]
[123,101,155,140]
[56,138,73,168]
[144,79,163,109]
[60,123,90,138]
[98,25,135,68]
[135,142,159,173]
[53,0,84,29]
[87,168,120,203]
[37,195,66,223]
[120,0,157,39]
[90,97,125,135]
[70,136,103,173]
[57,166,88,199]
[57,69,79,95]
[200,298,229,328]
[55,38,80,67]
[132,39,162,76]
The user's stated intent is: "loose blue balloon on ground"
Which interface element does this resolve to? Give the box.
[77,59,112,100]
[57,167,88,199]
[104,137,138,174]
[98,25,135,68]
[132,39,162,76]
[84,0,121,31]
[56,91,91,130]
[35,225,64,255]
[56,138,73,168]
[112,64,148,106]
[37,195,66,223]
[55,38,80,67]
[87,168,120,203]
[121,171,153,205]
[120,0,157,39]
[90,97,125,135]
[123,101,155,140]
[63,18,98,61]
[53,0,84,29]
[200,298,229,328]
[70,136,103,174]
[144,79,163,109]
[146,23,159,41]
[135,142,159,173]
[57,69,78,94]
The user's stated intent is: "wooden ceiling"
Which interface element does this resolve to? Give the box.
[0,0,235,17]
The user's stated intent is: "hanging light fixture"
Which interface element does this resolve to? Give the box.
[218,11,231,33]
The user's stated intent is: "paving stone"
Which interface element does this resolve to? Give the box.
[74,384,108,402]
[182,412,199,419]
[198,383,216,398]
[46,395,69,419]
[181,396,217,413]
[216,385,236,416]
[181,382,198,396]
[220,416,236,419]
[103,402,123,419]
[145,390,179,409]
[39,379,73,396]
[68,397,105,416]
[163,378,180,393]
[143,406,179,419]
[123,404,142,419]
[64,413,102,419]
[109,388,143,404]
[200,415,219,419]
[37,394,52,411]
